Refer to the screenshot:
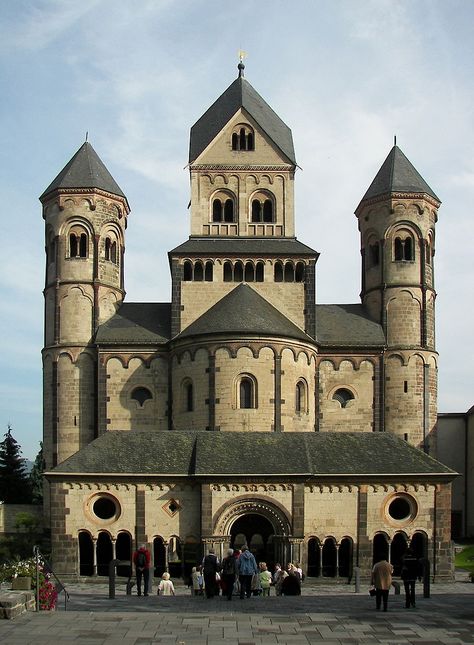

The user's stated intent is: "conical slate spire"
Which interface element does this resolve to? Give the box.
[40,142,126,201]
[360,145,440,203]
[189,76,296,165]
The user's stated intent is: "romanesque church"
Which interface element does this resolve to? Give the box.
[41,65,455,580]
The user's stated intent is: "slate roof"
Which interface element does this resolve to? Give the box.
[360,145,440,204]
[189,76,296,164]
[95,303,171,345]
[315,304,385,348]
[40,142,127,203]
[47,430,455,478]
[170,237,317,257]
[177,284,312,343]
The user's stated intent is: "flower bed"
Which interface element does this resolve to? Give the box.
[0,558,57,610]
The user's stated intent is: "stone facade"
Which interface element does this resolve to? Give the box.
[42,68,455,581]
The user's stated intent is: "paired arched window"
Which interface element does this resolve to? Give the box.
[105,237,118,264]
[368,240,380,267]
[238,374,257,409]
[131,387,153,407]
[231,125,255,151]
[223,260,264,283]
[183,260,213,282]
[332,388,355,408]
[251,194,274,222]
[295,380,308,414]
[394,235,414,261]
[212,197,235,222]
[274,261,305,282]
[69,226,88,258]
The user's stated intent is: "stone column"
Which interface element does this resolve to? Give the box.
[92,537,98,576]
[356,486,372,579]
[433,483,454,581]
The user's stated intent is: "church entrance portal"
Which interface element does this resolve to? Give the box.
[230,513,276,566]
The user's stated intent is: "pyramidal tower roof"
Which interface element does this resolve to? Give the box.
[40,142,127,203]
[360,145,440,204]
[189,68,296,165]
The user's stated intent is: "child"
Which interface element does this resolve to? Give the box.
[191,566,203,596]
[157,571,175,596]
[259,562,272,596]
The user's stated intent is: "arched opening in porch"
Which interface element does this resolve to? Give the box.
[78,531,93,576]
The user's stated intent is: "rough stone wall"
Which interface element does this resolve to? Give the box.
[106,356,168,431]
[433,483,454,580]
[318,359,375,432]
[386,289,422,346]
[280,348,316,432]
[304,486,358,541]
[172,349,209,431]
[384,353,425,446]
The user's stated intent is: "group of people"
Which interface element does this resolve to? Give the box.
[194,547,304,600]
[371,548,424,611]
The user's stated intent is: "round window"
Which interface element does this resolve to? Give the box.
[90,495,120,522]
[386,494,417,524]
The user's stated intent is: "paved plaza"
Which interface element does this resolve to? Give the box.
[0,576,473,644]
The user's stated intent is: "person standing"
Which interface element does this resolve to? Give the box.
[371,559,393,611]
[259,562,272,596]
[202,548,220,599]
[157,571,175,596]
[238,545,258,599]
[221,548,238,600]
[133,544,151,597]
[401,548,421,608]
[273,563,288,596]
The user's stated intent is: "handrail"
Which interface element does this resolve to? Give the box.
[33,545,70,611]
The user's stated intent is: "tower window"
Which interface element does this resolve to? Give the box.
[211,192,235,222]
[332,388,355,408]
[238,376,256,409]
[193,261,203,281]
[274,262,283,282]
[224,261,233,282]
[183,260,192,281]
[369,242,380,267]
[182,380,194,412]
[255,261,264,282]
[205,261,213,282]
[105,237,118,264]
[231,124,255,151]
[69,227,89,259]
[394,235,414,261]
[244,262,255,282]
[251,192,274,223]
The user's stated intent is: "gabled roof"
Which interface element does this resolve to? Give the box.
[315,304,385,348]
[47,430,456,479]
[40,142,127,203]
[95,303,171,345]
[189,76,296,164]
[360,145,440,204]
[170,237,317,257]
[177,284,312,343]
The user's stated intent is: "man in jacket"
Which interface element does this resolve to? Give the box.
[238,545,258,599]
[133,544,151,596]
[221,548,239,600]
[202,548,220,599]
[401,548,422,608]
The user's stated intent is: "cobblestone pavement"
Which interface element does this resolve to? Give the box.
[1,576,473,644]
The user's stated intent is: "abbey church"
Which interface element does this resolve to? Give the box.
[42,65,455,580]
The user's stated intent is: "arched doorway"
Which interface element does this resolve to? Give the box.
[339,537,353,579]
[322,538,337,577]
[153,537,166,577]
[410,531,428,560]
[116,532,132,578]
[96,531,113,576]
[373,532,389,564]
[391,532,408,576]
[230,513,275,565]
[307,537,321,577]
[78,531,93,576]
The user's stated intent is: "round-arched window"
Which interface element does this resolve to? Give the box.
[88,494,121,524]
[385,494,417,524]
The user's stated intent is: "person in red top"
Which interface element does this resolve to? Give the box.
[133,544,151,596]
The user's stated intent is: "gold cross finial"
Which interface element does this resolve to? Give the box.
[238,50,247,77]
[238,50,247,63]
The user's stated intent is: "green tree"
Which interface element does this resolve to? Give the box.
[30,442,45,504]
[0,424,31,503]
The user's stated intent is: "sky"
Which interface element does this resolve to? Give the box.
[0,0,473,460]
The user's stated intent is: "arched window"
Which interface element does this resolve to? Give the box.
[244,262,254,282]
[232,124,255,151]
[238,375,256,409]
[251,192,274,223]
[194,261,203,281]
[46,235,56,266]
[212,199,223,222]
[263,200,273,222]
[255,262,264,282]
[295,262,305,282]
[394,235,415,261]
[212,192,235,222]
[224,199,234,222]
[111,241,117,264]
[284,262,295,282]
[295,380,307,414]
[182,380,194,412]
[223,261,233,282]
[274,262,283,282]
[205,261,213,282]
[234,261,243,282]
[368,241,380,267]
[183,260,192,281]
[131,387,153,407]
[69,227,89,258]
[251,200,261,222]
[105,237,118,264]
[332,388,354,408]
[105,237,111,260]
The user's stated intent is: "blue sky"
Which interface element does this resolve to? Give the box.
[1,0,473,459]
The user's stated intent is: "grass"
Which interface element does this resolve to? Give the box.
[455,544,474,576]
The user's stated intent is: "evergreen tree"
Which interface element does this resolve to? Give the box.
[30,442,45,504]
[0,424,31,503]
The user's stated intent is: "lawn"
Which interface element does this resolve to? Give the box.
[455,544,474,575]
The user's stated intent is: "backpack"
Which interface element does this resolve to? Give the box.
[136,551,146,568]
[222,557,235,575]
